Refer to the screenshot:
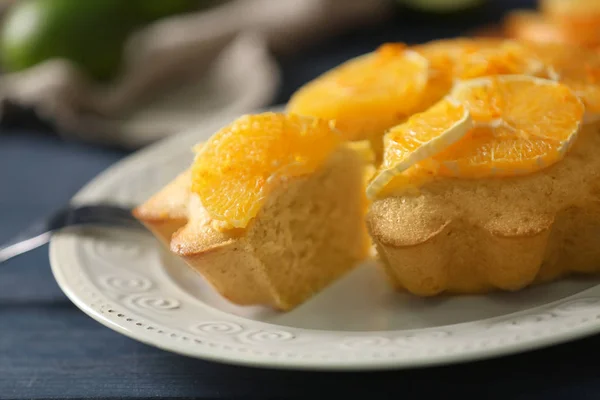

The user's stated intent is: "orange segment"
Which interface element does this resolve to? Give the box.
[191,112,341,228]
[367,99,471,198]
[422,75,584,178]
[286,43,430,142]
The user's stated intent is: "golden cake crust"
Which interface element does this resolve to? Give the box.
[132,169,192,246]
[367,123,600,295]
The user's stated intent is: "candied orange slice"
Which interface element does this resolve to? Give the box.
[541,0,600,46]
[191,112,341,228]
[414,38,546,80]
[286,43,430,142]
[366,99,472,199]
[457,40,547,79]
[526,42,600,122]
[422,75,584,178]
[413,37,504,64]
[504,11,571,46]
[368,75,584,197]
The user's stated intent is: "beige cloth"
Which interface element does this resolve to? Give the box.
[0,0,392,149]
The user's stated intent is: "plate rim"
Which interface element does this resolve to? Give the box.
[48,245,600,371]
[49,106,600,371]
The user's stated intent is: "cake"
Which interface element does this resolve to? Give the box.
[134,112,371,310]
[135,37,600,307]
[284,36,600,297]
[365,67,600,296]
[368,122,600,295]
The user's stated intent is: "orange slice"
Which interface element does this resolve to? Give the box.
[413,37,504,63]
[286,43,430,142]
[414,38,546,80]
[422,75,584,178]
[366,99,472,199]
[191,112,341,228]
[457,40,547,79]
[504,10,572,46]
[541,0,600,47]
[526,42,600,122]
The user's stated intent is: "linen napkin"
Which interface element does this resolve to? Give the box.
[0,0,392,149]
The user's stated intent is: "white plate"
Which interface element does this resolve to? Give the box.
[50,109,600,371]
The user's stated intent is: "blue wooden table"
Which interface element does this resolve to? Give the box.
[4,1,600,399]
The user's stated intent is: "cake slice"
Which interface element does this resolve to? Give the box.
[136,112,371,311]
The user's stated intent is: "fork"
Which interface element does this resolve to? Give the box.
[0,204,145,263]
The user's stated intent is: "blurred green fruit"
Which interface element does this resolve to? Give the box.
[0,0,142,81]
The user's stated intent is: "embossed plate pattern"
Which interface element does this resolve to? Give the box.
[50,108,600,370]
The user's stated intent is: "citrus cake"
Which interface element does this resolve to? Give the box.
[134,112,371,311]
[135,37,600,306]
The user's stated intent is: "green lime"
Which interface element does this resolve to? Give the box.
[0,0,142,81]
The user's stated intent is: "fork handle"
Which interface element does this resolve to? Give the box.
[0,214,57,263]
[0,207,76,263]
[0,204,141,264]
[0,231,53,263]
